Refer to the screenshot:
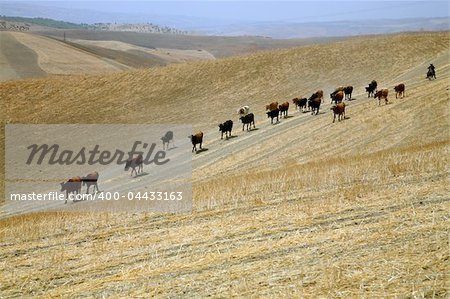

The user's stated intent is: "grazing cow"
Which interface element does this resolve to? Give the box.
[219,120,233,139]
[60,176,82,204]
[344,86,353,100]
[366,80,378,97]
[81,171,99,194]
[331,102,346,123]
[161,130,174,150]
[394,83,405,99]
[189,132,204,152]
[240,113,255,131]
[267,109,279,124]
[293,97,307,112]
[278,102,289,117]
[330,90,344,104]
[374,89,389,105]
[237,106,250,117]
[125,154,143,176]
[266,101,278,111]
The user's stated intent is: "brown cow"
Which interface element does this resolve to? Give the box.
[60,176,82,204]
[333,86,345,93]
[278,102,289,117]
[189,132,204,152]
[311,90,324,101]
[331,102,346,123]
[266,101,278,111]
[82,171,99,194]
[374,89,389,105]
[394,83,405,99]
[330,90,344,104]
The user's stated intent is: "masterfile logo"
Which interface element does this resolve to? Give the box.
[5,124,193,215]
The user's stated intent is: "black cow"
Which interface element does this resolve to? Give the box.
[219,120,233,139]
[240,113,255,131]
[366,80,378,97]
[81,171,99,194]
[189,132,204,152]
[161,131,174,150]
[293,97,308,112]
[125,154,143,177]
[308,94,322,115]
[267,108,279,124]
[344,86,353,100]
[60,176,82,204]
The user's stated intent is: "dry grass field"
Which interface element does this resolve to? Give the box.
[1,31,449,297]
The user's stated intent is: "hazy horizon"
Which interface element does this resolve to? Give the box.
[1,1,448,24]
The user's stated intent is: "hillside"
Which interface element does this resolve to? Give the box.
[1,31,449,297]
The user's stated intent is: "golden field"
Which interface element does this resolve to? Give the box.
[1,31,449,297]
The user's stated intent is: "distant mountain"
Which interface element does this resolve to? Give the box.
[0,1,448,38]
[203,17,449,39]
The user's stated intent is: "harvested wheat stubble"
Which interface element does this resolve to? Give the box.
[1,31,449,297]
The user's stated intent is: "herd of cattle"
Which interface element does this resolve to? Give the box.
[188,80,407,152]
[60,80,407,200]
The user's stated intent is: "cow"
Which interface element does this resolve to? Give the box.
[394,83,405,99]
[237,106,250,117]
[219,120,233,139]
[330,90,344,104]
[267,109,279,124]
[331,102,346,123]
[366,80,378,97]
[310,90,324,102]
[278,102,289,118]
[125,154,143,176]
[161,130,174,150]
[240,113,255,131]
[308,91,323,115]
[374,89,389,105]
[189,132,204,152]
[332,86,345,94]
[60,176,82,204]
[293,97,307,112]
[266,101,278,111]
[344,86,353,100]
[81,171,99,194]
[427,64,436,80]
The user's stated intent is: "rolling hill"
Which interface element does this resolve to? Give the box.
[0,29,347,81]
[1,31,449,297]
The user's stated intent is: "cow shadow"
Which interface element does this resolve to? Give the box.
[224,135,238,140]
[244,127,259,132]
[344,116,351,120]
[195,148,209,154]
[133,172,149,178]
[283,115,294,119]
